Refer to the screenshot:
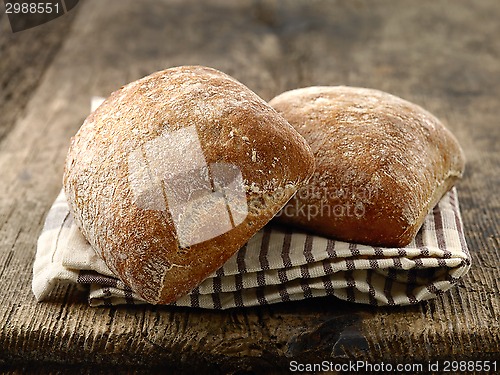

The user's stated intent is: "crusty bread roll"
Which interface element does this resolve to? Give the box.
[270,86,465,247]
[63,66,315,304]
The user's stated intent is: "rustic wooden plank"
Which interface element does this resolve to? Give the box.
[0,0,499,372]
[0,9,77,144]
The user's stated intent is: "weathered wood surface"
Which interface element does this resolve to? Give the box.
[0,0,499,373]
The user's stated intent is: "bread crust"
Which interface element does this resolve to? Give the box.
[270,86,465,247]
[63,66,314,304]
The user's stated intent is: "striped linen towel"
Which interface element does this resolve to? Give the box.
[32,187,471,308]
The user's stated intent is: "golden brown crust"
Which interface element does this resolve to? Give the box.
[63,66,315,304]
[270,86,465,247]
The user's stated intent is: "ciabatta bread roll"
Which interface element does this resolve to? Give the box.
[63,66,315,304]
[270,86,465,247]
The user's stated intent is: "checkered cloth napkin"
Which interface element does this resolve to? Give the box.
[32,186,471,308]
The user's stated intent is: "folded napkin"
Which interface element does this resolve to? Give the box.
[32,186,471,308]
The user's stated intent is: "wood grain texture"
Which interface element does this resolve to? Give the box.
[0,0,498,373]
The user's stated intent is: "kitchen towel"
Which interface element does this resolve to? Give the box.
[32,186,471,308]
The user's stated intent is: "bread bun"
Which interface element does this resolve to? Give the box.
[63,66,315,304]
[270,86,465,247]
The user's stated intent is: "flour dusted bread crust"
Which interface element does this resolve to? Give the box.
[270,86,465,247]
[63,66,314,304]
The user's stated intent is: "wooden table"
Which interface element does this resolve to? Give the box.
[1,0,499,373]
